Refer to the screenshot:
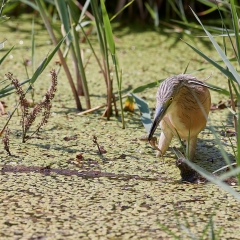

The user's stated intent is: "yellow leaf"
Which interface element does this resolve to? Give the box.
[124,96,134,112]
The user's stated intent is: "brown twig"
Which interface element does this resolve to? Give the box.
[76,94,128,116]
[2,127,11,156]
[92,135,102,155]
[112,94,119,117]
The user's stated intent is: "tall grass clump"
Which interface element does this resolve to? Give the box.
[19,0,130,127]
[35,0,84,110]
[0,1,65,152]
[89,0,125,127]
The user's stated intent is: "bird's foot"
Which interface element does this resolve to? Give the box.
[176,158,207,184]
[139,135,163,157]
[148,137,163,155]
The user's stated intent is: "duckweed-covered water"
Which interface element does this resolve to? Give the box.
[0,15,239,239]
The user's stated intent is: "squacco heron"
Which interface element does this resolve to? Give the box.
[148,74,211,160]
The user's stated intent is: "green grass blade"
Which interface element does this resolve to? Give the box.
[110,0,134,21]
[0,91,15,98]
[78,23,104,74]
[230,0,240,64]
[153,2,159,27]
[31,19,35,74]
[229,77,240,98]
[238,94,240,182]
[145,2,155,20]
[198,6,218,16]
[177,0,187,23]
[0,78,30,96]
[67,0,80,24]
[30,35,66,84]
[0,45,14,65]
[172,19,234,34]
[90,1,105,57]
[205,83,229,96]
[168,0,186,23]
[54,0,71,42]
[19,0,39,11]
[199,215,213,240]
[179,157,240,201]
[174,128,187,156]
[215,0,238,61]
[190,7,240,85]
[144,2,159,27]
[68,4,91,109]
[0,0,5,15]
[91,0,112,118]
[114,64,125,129]
[157,222,181,240]
[100,0,115,55]
[218,166,240,180]
[30,57,48,84]
[197,0,228,9]
[132,79,164,93]
[42,35,66,69]
[79,0,91,22]
[183,62,190,74]
[205,33,236,37]
[182,39,236,81]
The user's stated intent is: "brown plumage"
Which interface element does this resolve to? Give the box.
[148,74,211,160]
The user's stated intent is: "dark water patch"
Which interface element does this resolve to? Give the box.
[0,164,169,182]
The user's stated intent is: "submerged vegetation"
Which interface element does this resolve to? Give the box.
[0,0,240,238]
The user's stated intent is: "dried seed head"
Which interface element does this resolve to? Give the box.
[25,103,43,133]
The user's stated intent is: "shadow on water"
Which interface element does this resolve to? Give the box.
[0,164,172,182]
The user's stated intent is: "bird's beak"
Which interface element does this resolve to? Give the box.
[148,104,168,141]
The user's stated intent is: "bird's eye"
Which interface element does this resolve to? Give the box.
[169,97,173,101]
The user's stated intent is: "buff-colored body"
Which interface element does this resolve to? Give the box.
[153,74,211,160]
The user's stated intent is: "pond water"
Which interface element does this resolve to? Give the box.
[0,15,239,239]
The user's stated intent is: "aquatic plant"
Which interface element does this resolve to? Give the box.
[4,69,58,143]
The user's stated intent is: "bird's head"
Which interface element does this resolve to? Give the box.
[147,76,180,141]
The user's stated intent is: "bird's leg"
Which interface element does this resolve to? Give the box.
[186,136,197,160]
[156,129,173,157]
[177,136,200,183]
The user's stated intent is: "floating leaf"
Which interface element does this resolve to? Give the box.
[131,93,152,134]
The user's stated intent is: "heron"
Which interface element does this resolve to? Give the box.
[148,74,211,161]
